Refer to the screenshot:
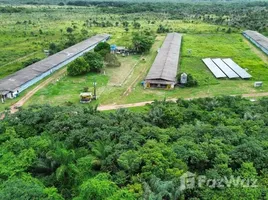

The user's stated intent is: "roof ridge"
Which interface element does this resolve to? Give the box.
[159,33,176,80]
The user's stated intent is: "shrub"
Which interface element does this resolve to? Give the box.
[84,52,104,72]
[94,42,111,57]
[105,54,121,68]
[67,57,90,76]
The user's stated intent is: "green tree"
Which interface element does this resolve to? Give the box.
[67,57,90,76]
[84,52,104,72]
[66,27,73,34]
[133,22,141,29]
[75,173,118,200]
[94,42,111,57]
[104,54,121,68]
[0,176,63,200]
[132,33,155,53]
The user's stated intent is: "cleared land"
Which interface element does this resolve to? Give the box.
[1,6,268,111]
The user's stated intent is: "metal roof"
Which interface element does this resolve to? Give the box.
[145,33,182,83]
[212,58,239,79]
[202,58,226,78]
[243,30,268,50]
[0,34,110,93]
[222,58,252,79]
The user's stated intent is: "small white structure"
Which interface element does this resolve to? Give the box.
[254,82,263,87]
[181,73,188,84]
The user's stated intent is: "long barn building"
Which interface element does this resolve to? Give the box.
[144,32,182,89]
[243,30,268,55]
[0,34,110,99]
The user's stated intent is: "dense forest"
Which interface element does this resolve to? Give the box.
[0,96,268,199]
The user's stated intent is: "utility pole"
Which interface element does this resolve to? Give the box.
[93,78,97,100]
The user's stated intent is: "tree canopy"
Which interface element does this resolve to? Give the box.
[132,33,155,53]
[67,57,90,76]
[94,42,111,57]
[0,96,268,199]
[84,52,104,72]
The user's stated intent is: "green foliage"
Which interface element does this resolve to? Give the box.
[132,32,155,53]
[22,58,41,68]
[104,54,121,68]
[84,52,104,72]
[67,57,89,76]
[133,22,141,29]
[94,42,111,57]
[185,74,198,87]
[157,24,169,33]
[2,67,268,199]
[0,175,63,200]
[75,173,118,200]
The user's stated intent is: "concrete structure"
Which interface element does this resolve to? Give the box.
[0,34,110,99]
[144,33,182,89]
[243,30,268,55]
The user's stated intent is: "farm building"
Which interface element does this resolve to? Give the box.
[144,32,182,89]
[0,34,110,99]
[243,30,268,55]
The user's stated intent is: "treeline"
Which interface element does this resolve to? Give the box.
[0,6,24,13]
[64,1,268,31]
[0,96,268,199]
[66,1,127,7]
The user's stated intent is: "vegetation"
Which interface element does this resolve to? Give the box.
[94,42,111,57]
[132,32,155,54]
[1,2,268,200]
[1,96,268,199]
[104,54,121,68]
[67,57,89,76]
[84,52,104,72]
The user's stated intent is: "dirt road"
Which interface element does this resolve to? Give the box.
[10,68,67,114]
[97,92,268,111]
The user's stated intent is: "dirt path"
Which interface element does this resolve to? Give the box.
[243,38,268,63]
[10,68,67,114]
[98,92,268,111]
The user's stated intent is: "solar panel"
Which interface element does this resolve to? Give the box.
[212,58,239,79]
[202,58,226,78]
[222,58,252,79]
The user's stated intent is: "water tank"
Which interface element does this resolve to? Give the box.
[181,73,188,84]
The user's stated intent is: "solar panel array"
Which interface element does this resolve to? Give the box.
[203,58,251,79]
[212,58,239,79]
[202,58,226,78]
[222,58,252,79]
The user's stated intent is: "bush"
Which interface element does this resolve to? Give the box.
[105,54,121,68]
[177,73,198,87]
[22,58,41,68]
[67,57,90,76]
[185,74,198,87]
[157,24,169,33]
[84,52,104,72]
[132,33,155,53]
[94,42,111,57]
